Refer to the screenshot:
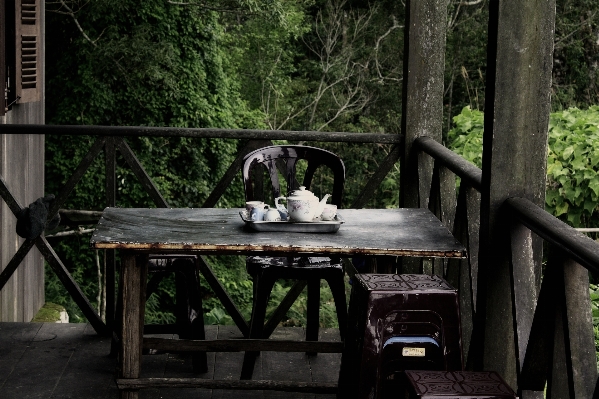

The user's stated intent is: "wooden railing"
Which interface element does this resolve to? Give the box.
[415,135,599,398]
[0,125,403,336]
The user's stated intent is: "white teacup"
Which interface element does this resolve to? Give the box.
[320,204,337,221]
[249,203,267,221]
[245,201,264,212]
[264,206,281,222]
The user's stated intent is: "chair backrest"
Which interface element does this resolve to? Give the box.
[242,145,345,207]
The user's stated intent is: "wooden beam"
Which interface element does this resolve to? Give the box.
[48,137,106,219]
[142,337,343,353]
[351,143,401,209]
[116,378,337,393]
[196,256,249,337]
[0,124,403,144]
[36,237,106,334]
[554,256,597,397]
[202,140,271,208]
[505,197,599,274]
[263,280,307,338]
[475,0,556,390]
[414,136,482,192]
[114,137,168,208]
[446,184,478,364]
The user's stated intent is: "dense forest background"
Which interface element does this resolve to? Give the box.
[42,0,599,325]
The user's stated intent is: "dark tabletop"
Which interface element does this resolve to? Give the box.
[90,208,466,258]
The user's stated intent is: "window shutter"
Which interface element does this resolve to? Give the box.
[15,0,41,103]
[1,0,6,115]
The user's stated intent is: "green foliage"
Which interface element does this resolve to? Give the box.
[443,2,489,135]
[446,106,484,168]
[31,302,67,323]
[46,0,264,128]
[546,106,599,227]
[448,106,599,229]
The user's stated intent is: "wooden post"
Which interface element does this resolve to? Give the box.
[399,0,447,273]
[119,252,148,399]
[104,137,116,333]
[474,0,556,392]
[400,0,447,210]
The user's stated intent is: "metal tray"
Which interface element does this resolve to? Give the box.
[239,210,344,233]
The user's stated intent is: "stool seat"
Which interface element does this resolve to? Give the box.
[403,370,517,398]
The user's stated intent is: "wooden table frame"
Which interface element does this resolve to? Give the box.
[91,207,466,398]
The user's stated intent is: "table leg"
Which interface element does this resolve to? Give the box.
[119,252,148,399]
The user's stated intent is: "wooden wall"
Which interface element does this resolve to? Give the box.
[0,133,45,322]
[0,0,45,321]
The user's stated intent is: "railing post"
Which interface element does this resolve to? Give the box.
[548,251,597,398]
[104,136,116,332]
[474,0,556,391]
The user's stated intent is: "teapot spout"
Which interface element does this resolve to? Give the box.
[315,194,331,217]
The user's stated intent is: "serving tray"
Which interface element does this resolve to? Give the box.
[239,210,344,233]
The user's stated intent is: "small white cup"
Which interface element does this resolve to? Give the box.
[264,206,281,222]
[245,201,264,212]
[250,204,267,221]
[320,204,337,221]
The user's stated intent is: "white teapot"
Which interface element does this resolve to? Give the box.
[276,186,330,222]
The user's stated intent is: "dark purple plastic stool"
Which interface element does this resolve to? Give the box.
[337,274,463,399]
[403,370,517,398]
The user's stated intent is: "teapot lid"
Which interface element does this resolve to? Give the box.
[288,186,315,199]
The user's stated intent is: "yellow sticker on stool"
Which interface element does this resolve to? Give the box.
[402,347,425,357]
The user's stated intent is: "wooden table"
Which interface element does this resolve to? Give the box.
[91,207,466,398]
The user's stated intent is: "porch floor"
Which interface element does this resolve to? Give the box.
[0,322,341,399]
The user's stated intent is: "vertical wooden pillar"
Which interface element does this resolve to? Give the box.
[399,0,447,210]
[0,134,45,321]
[474,0,556,391]
[104,137,116,333]
[399,0,447,273]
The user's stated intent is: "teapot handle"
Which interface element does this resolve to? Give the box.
[275,196,286,211]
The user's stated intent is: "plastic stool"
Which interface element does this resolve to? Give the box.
[403,370,517,398]
[337,274,463,399]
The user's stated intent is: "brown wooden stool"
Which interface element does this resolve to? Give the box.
[402,370,517,398]
[337,274,463,399]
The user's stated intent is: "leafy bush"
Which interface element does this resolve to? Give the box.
[546,107,599,227]
[446,106,484,168]
[447,105,599,228]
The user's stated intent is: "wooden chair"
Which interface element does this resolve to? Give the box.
[240,145,348,379]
